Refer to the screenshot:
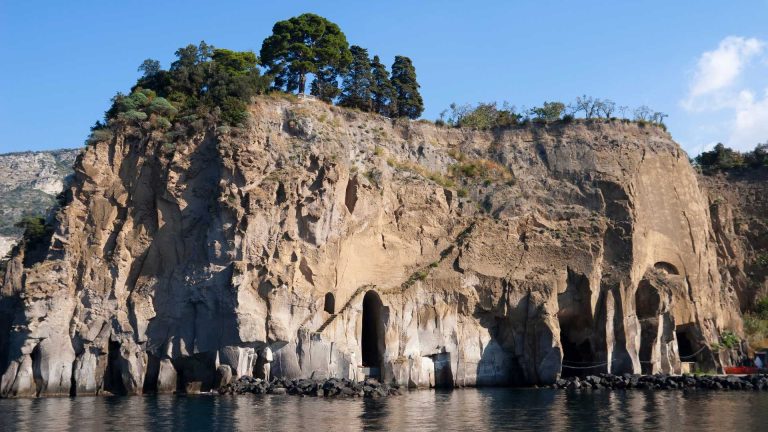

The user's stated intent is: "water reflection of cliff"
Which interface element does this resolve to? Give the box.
[0,389,766,431]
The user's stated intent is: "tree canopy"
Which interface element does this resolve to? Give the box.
[369,55,396,117]
[695,143,768,172]
[338,45,373,110]
[89,39,272,142]
[260,13,352,94]
[86,14,428,149]
[531,102,565,121]
[391,56,424,119]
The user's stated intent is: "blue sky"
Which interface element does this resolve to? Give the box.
[1,1,767,155]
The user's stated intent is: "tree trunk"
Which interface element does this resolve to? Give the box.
[299,74,306,94]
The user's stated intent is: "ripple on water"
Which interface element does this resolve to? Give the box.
[0,388,766,432]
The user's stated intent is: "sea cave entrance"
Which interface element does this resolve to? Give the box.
[635,281,662,374]
[361,291,385,377]
[675,324,698,360]
[557,269,598,377]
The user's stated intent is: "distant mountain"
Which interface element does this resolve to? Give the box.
[0,149,80,256]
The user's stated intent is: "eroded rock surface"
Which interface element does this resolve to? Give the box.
[0,98,743,397]
[700,169,768,311]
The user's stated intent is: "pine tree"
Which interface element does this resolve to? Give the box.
[390,56,424,119]
[260,13,352,94]
[310,68,342,102]
[369,55,396,117]
[339,46,373,111]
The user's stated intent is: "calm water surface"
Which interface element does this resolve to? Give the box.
[0,388,766,431]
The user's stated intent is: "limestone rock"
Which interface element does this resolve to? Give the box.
[0,98,744,397]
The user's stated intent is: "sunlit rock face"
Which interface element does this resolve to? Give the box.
[0,97,742,397]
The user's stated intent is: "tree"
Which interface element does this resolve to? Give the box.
[695,143,746,170]
[369,55,396,116]
[633,105,654,122]
[531,101,565,121]
[390,56,424,119]
[745,143,768,167]
[211,49,258,76]
[138,59,161,78]
[650,111,668,125]
[595,99,616,118]
[571,95,598,119]
[310,68,342,102]
[260,13,352,94]
[168,41,214,100]
[339,46,373,110]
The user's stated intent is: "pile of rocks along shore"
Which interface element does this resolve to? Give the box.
[218,377,402,398]
[553,373,768,391]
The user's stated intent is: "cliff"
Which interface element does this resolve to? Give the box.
[0,97,743,397]
[700,168,768,349]
[0,149,80,257]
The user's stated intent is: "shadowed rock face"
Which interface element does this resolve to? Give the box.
[0,97,743,397]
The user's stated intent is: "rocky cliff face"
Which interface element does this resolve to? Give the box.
[0,97,743,397]
[700,169,768,311]
[0,149,80,257]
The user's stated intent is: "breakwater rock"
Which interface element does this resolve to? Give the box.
[218,377,401,398]
[554,373,768,391]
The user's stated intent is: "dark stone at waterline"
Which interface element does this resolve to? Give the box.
[553,373,768,391]
[218,376,402,398]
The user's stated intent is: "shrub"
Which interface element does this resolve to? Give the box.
[755,296,768,320]
[153,116,172,130]
[755,253,768,268]
[16,216,47,241]
[743,313,768,348]
[86,128,114,146]
[530,101,565,122]
[443,102,520,130]
[15,216,53,266]
[720,330,739,349]
[118,110,148,123]
[450,158,513,182]
[148,97,178,117]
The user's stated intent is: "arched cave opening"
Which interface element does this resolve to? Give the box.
[30,343,43,396]
[104,340,127,395]
[361,291,385,375]
[324,292,335,314]
[557,269,598,377]
[675,325,698,359]
[635,281,662,374]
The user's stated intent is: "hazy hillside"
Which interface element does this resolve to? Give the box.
[0,149,80,256]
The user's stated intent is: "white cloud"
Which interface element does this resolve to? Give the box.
[685,36,763,105]
[681,36,768,151]
[729,89,768,149]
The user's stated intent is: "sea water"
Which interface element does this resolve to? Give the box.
[0,388,766,431]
